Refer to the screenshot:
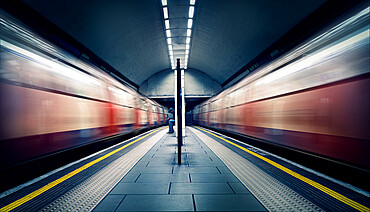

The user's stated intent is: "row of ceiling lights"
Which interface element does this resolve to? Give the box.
[161,0,196,70]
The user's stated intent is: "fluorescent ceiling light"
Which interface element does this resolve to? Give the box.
[165,20,170,29]
[169,50,173,56]
[189,6,194,18]
[187,19,193,28]
[170,55,174,60]
[185,54,188,59]
[166,30,171,37]
[190,0,195,5]
[185,50,189,54]
[163,7,168,19]
[186,37,191,44]
[167,38,172,44]
[187,29,192,37]
[168,45,173,51]
[186,44,190,50]
[162,0,167,6]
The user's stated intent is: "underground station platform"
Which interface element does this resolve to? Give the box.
[0,127,369,212]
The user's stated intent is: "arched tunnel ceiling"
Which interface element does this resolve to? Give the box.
[20,0,326,87]
[191,0,326,84]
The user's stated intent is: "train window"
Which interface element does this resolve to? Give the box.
[126,92,135,107]
[152,105,157,113]
[205,104,210,113]
[141,99,148,111]
[233,87,246,106]
[109,86,134,107]
[228,92,236,107]
[214,99,221,110]
[0,39,110,101]
[209,101,215,111]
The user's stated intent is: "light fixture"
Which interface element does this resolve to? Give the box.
[163,7,168,19]
[187,19,193,28]
[161,1,196,70]
[186,37,190,44]
[166,30,171,37]
[165,20,170,29]
[189,6,194,18]
[187,29,192,37]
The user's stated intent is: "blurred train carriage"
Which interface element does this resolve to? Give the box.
[0,10,166,168]
[193,6,370,169]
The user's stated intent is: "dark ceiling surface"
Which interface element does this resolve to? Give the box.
[21,0,326,86]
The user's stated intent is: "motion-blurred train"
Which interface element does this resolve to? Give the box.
[0,10,167,168]
[193,5,370,169]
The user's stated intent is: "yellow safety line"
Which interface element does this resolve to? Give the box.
[0,127,166,212]
[193,126,369,212]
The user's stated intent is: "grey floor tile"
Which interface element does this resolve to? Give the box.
[229,182,253,194]
[147,160,179,166]
[93,194,125,211]
[190,173,239,183]
[152,153,177,158]
[137,173,190,183]
[216,166,232,174]
[147,157,177,162]
[155,148,176,152]
[116,195,194,211]
[184,155,212,160]
[170,183,234,194]
[173,166,219,174]
[184,150,209,155]
[194,195,266,211]
[134,160,150,166]
[129,166,173,173]
[110,183,169,194]
[119,173,140,183]
[188,160,225,166]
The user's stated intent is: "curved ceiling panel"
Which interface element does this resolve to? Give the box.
[23,0,170,85]
[189,0,325,84]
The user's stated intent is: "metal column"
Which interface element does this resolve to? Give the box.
[176,59,182,164]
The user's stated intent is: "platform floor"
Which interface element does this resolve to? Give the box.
[1,126,368,212]
[93,128,266,212]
